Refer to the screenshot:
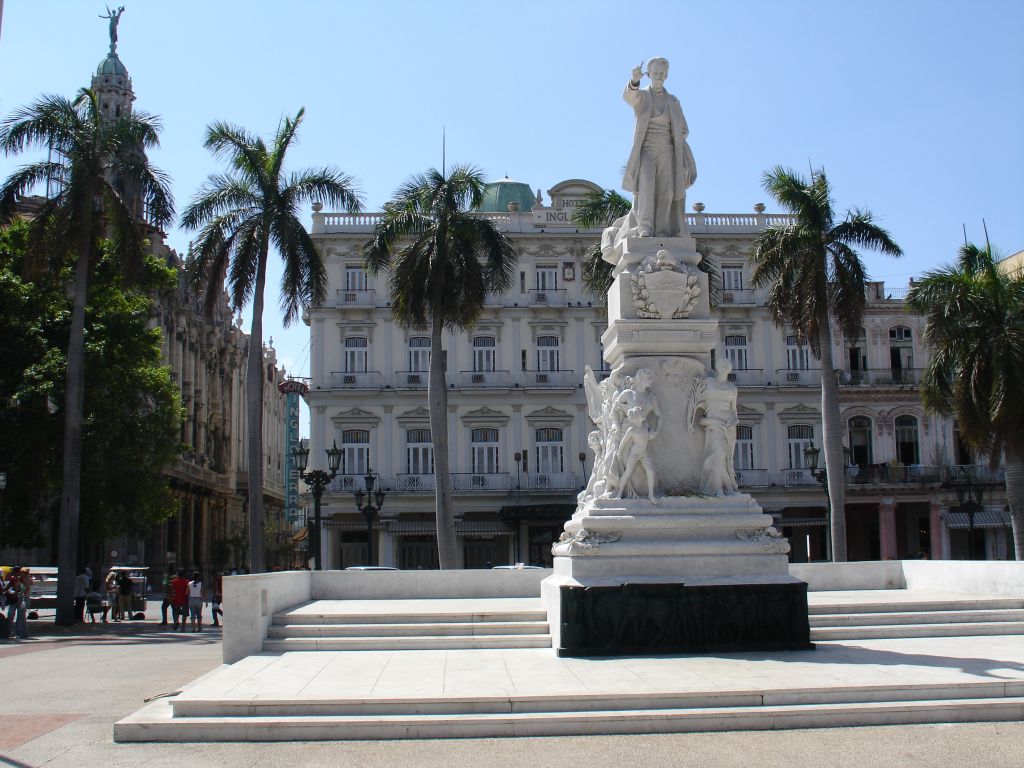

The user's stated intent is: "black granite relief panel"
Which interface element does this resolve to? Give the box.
[557,581,813,656]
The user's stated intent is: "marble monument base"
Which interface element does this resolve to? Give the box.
[542,494,812,656]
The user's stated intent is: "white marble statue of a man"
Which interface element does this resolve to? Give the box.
[687,360,739,496]
[622,58,697,238]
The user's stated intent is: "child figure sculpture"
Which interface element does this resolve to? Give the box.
[614,406,658,503]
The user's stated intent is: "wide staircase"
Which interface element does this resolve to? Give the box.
[263,597,552,652]
[809,591,1024,641]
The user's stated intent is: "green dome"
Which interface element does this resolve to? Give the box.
[95,52,130,81]
[479,177,536,213]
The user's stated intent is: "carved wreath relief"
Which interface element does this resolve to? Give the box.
[630,250,700,319]
[553,529,622,557]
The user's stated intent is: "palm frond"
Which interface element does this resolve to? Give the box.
[571,189,631,229]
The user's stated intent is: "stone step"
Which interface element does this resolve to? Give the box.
[267,621,550,638]
[811,621,1024,640]
[809,597,1024,615]
[170,679,1017,718]
[273,610,548,626]
[115,695,1024,742]
[262,634,554,652]
[810,609,1024,627]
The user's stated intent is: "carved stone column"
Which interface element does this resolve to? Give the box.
[879,497,898,560]
[929,501,944,560]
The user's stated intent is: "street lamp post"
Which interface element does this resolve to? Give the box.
[802,441,849,563]
[353,468,386,566]
[952,467,984,560]
[293,440,342,571]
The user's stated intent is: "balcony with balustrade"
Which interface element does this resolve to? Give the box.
[727,368,765,387]
[394,370,428,390]
[522,472,579,491]
[528,288,568,307]
[720,288,757,306]
[329,371,383,390]
[451,473,511,492]
[839,368,923,387]
[334,288,376,308]
[395,473,436,493]
[313,210,797,236]
[522,369,577,389]
[328,474,364,494]
[735,468,769,488]
[458,370,513,389]
[774,368,823,387]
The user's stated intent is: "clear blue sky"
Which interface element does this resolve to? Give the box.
[2,0,1022,391]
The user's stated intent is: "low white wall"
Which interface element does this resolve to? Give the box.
[901,560,1024,597]
[310,569,549,600]
[222,571,311,664]
[789,561,906,592]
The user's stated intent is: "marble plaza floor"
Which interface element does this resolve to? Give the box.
[114,588,1024,740]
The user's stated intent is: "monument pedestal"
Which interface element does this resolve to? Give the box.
[556,224,811,657]
[542,495,812,656]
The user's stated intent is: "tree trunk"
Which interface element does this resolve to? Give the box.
[1005,443,1024,561]
[55,239,92,626]
[430,313,457,569]
[245,249,268,573]
[818,313,848,562]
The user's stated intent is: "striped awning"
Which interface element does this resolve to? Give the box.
[942,509,1012,529]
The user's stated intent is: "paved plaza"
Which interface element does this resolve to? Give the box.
[0,600,1022,767]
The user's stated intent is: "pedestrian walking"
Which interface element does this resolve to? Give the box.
[170,570,189,631]
[188,571,204,632]
[74,567,90,622]
[211,570,223,627]
[159,566,174,625]
[6,567,30,639]
[105,568,120,621]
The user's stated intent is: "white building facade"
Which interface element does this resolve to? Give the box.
[304,178,1013,569]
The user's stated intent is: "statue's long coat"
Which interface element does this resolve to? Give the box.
[622,84,697,199]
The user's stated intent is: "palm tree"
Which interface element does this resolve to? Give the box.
[751,166,902,562]
[907,243,1024,559]
[182,108,361,573]
[0,90,174,625]
[571,188,721,304]
[363,166,517,569]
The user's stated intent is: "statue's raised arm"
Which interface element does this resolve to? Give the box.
[100,6,126,52]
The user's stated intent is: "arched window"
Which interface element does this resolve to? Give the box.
[895,415,919,465]
[735,425,754,470]
[341,429,369,477]
[344,336,367,373]
[535,427,564,474]
[472,336,496,372]
[847,416,873,467]
[406,428,433,474]
[471,427,499,474]
[408,336,430,372]
[787,425,814,469]
[536,335,560,371]
[725,335,748,370]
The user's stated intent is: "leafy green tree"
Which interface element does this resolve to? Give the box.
[182,108,361,573]
[364,165,517,569]
[0,90,174,624]
[0,221,181,564]
[571,188,721,305]
[751,167,902,562]
[907,243,1024,559]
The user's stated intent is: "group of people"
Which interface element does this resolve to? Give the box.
[1,566,32,640]
[160,569,222,632]
[581,366,662,503]
[73,566,135,623]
